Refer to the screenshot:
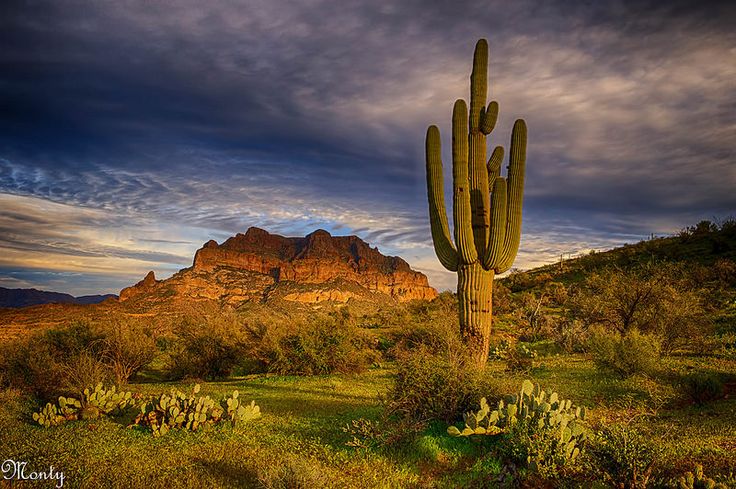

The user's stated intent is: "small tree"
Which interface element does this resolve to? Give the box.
[101,319,157,384]
[570,262,708,353]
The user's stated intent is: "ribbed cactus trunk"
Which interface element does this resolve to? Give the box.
[424,39,527,368]
[458,263,494,366]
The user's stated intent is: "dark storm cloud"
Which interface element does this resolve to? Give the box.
[0,0,735,293]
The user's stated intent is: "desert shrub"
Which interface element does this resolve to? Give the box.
[570,263,710,354]
[385,348,502,423]
[491,340,537,372]
[682,372,725,405]
[244,316,378,375]
[166,313,249,380]
[554,317,588,353]
[0,322,111,399]
[101,319,157,384]
[342,416,423,450]
[588,424,659,489]
[588,327,661,378]
[387,317,463,358]
[492,280,512,315]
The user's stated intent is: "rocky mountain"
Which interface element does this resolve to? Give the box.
[119,227,438,306]
[0,287,116,308]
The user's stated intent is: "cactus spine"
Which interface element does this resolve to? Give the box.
[425,39,527,367]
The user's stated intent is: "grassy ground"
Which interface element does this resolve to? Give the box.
[1,354,735,488]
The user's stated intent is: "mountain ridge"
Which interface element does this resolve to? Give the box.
[119,227,438,305]
[0,287,117,308]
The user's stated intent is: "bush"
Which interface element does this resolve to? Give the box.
[570,263,710,354]
[385,348,502,423]
[682,372,725,405]
[0,322,111,399]
[588,327,661,378]
[387,317,463,359]
[491,340,537,372]
[244,316,379,375]
[101,319,157,384]
[166,313,249,380]
[588,424,658,489]
[554,317,588,353]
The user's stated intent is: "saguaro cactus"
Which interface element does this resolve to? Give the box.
[425,39,527,367]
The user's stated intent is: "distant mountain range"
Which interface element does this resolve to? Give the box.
[0,287,117,308]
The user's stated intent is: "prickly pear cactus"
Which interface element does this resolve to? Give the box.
[448,380,588,465]
[133,385,260,436]
[222,390,262,426]
[32,403,66,428]
[32,384,131,427]
[677,464,728,489]
[82,382,133,419]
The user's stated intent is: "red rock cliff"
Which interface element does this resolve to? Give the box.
[192,227,437,301]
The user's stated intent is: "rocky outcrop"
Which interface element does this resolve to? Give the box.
[192,227,437,302]
[119,271,157,301]
[119,228,437,305]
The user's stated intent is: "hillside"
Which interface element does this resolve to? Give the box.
[502,219,736,291]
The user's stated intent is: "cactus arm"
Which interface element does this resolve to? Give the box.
[426,125,459,271]
[469,39,488,131]
[494,119,527,273]
[480,101,499,135]
[484,177,507,269]
[468,40,490,257]
[452,99,477,263]
[487,146,504,185]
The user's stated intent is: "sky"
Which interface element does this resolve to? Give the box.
[1,0,735,295]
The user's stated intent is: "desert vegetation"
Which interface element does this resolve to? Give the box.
[0,221,735,487]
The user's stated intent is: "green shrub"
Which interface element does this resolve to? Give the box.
[0,322,111,399]
[100,319,157,384]
[588,327,661,378]
[387,317,463,358]
[385,348,502,423]
[245,316,378,375]
[588,424,658,489]
[166,313,249,380]
[491,340,537,372]
[682,372,725,405]
[342,416,423,450]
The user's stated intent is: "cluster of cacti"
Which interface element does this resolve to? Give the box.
[134,384,261,436]
[222,390,261,427]
[80,383,134,419]
[32,385,131,427]
[448,380,588,465]
[677,465,729,489]
[32,402,67,427]
[425,38,528,367]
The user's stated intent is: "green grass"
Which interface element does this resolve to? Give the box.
[1,355,735,488]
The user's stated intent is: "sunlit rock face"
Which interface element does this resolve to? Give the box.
[120,227,437,305]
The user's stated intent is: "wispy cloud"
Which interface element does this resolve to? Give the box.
[0,0,734,294]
